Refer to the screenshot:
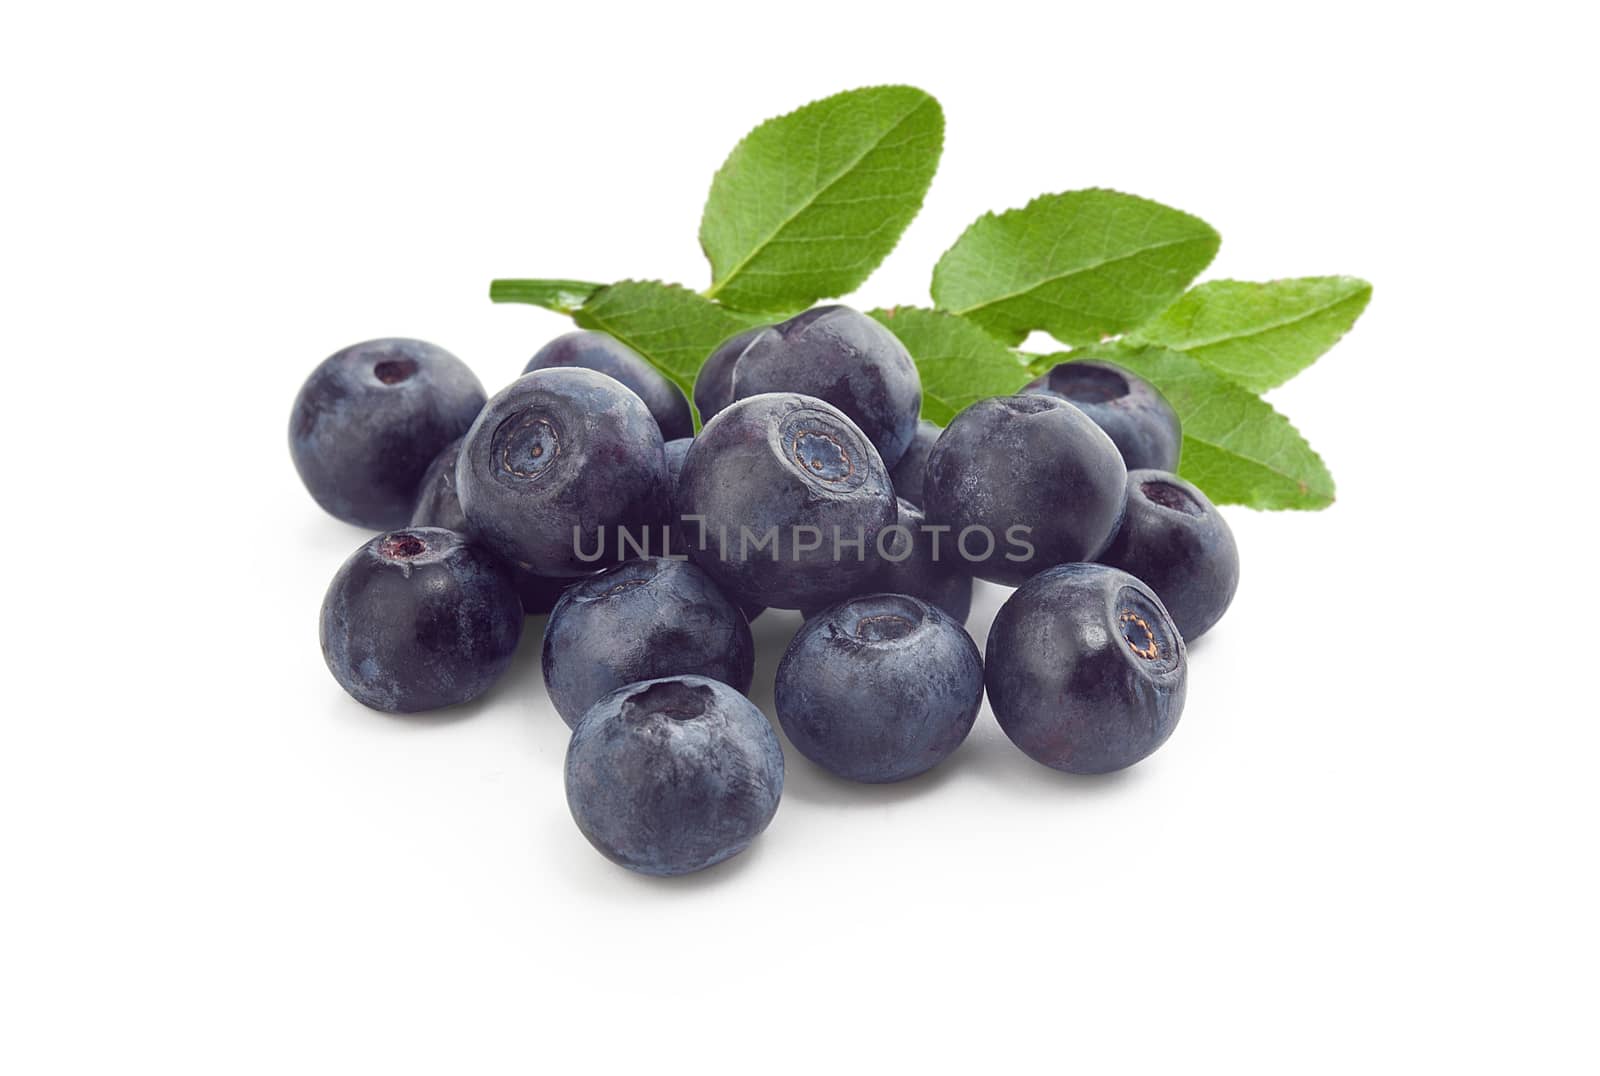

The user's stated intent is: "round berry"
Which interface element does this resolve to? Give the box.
[693,326,765,424]
[319,528,523,713]
[565,676,783,876]
[986,564,1187,774]
[457,367,670,577]
[923,394,1127,585]
[777,595,983,783]
[289,338,485,529]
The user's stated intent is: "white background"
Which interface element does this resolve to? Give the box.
[4,2,1596,1072]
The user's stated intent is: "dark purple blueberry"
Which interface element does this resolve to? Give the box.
[777,595,983,783]
[728,306,922,468]
[986,564,1186,774]
[542,558,755,728]
[289,339,485,529]
[923,394,1126,585]
[888,418,942,507]
[318,528,523,713]
[565,676,783,876]
[411,438,590,616]
[1099,470,1239,640]
[676,393,896,609]
[1024,360,1181,472]
[523,330,693,441]
[693,326,765,424]
[457,367,670,578]
[801,499,972,625]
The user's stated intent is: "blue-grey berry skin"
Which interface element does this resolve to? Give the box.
[776,595,983,783]
[411,438,586,616]
[565,676,784,876]
[923,394,1127,586]
[1024,360,1181,473]
[888,419,942,508]
[693,326,765,424]
[802,499,971,625]
[729,306,923,468]
[986,564,1187,774]
[289,338,486,529]
[319,528,523,713]
[542,558,755,728]
[524,330,693,441]
[676,393,896,610]
[457,367,670,578]
[1099,470,1239,641]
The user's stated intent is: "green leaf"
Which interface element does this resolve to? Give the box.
[931,189,1220,346]
[570,281,754,420]
[488,278,604,315]
[1077,344,1335,510]
[1128,276,1372,392]
[869,307,1032,425]
[701,85,944,313]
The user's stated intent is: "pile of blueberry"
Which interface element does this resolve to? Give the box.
[292,307,1239,876]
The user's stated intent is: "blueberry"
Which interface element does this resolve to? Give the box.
[565,676,783,876]
[542,558,755,728]
[676,393,896,609]
[524,330,693,441]
[923,394,1126,585]
[727,306,922,468]
[693,326,765,424]
[457,367,670,577]
[986,564,1186,774]
[1099,470,1239,640]
[801,499,971,625]
[1024,360,1181,472]
[411,438,587,616]
[888,418,942,508]
[319,527,523,713]
[290,338,486,529]
[776,595,983,783]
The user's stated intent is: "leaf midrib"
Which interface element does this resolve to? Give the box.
[1148,288,1368,352]
[705,96,932,301]
[942,232,1215,318]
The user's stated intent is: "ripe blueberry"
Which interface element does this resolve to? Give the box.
[777,595,983,783]
[565,676,784,876]
[693,326,765,424]
[986,564,1187,774]
[319,527,523,713]
[676,393,896,610]
[1024,360,1181,472]
[726,306,922,468]
[888,418,942,508]
[523,330,693,441]
[410,438,584,615]
[289,338,485,529]
[923,394,1126,585]
[1099,470,1239,641]
[542,558,755,728]
[457,367,670,577]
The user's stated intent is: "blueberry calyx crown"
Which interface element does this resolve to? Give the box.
[622,679,714,722]
[372,358,418,385]
[495,411,562,480]
[379,532,428,560]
